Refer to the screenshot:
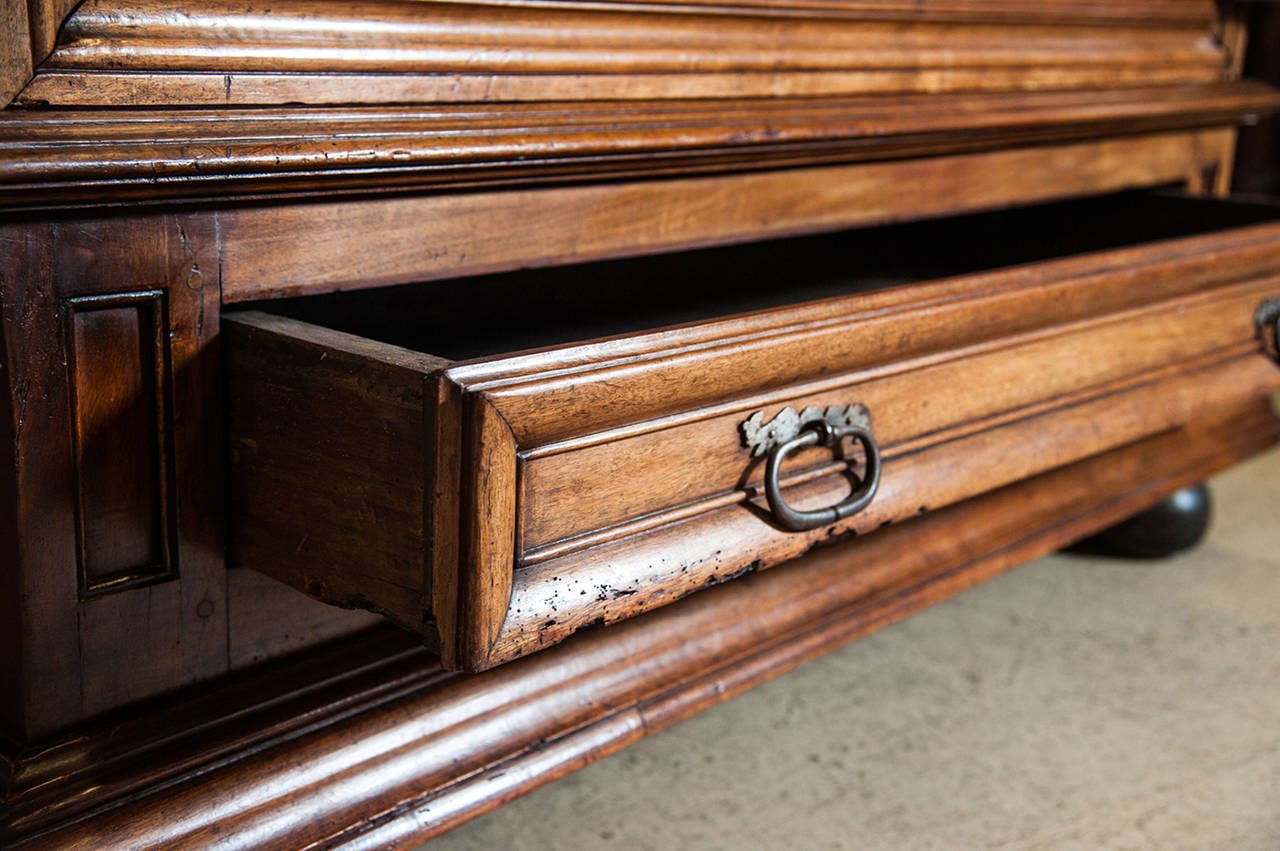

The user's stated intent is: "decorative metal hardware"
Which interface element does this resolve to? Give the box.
[739,403,872,457]
[1258,297,1280,364]
[741,404,881,532]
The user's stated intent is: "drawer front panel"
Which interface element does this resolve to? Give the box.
[492,352,1280,664]
[518,278,1278,558]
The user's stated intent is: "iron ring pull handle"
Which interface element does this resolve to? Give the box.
[763,419,882,532]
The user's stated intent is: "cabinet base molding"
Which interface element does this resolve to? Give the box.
[3,402,1276,849]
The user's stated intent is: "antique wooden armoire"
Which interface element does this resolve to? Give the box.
[2,0,1280,846]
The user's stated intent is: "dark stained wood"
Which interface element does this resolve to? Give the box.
[0,239,26,738]
[64,291,174,595]
[1,627,431,846]
[0,214,232,739]
[2,84,1276,210]
[226,569,385,671]
[225,193,1280,670]
[6,400,1275,848]
[217,130,1239,302]
[1,0,1277,841]
[1234,3,1280,196]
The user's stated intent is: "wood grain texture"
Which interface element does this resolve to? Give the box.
[8,401,1276,849]
[0,214,229,740]
[218,131,1235,302]
[493,351,1280,664]
[1,628,429,845]
[465,223,1280,444]
[0,0,77,107]
[63,291,175,595]
[455,397,519,668]
[17,0,1227,108]
[225,312,445,632]
[226,195,1280,669]
[3,84,1276,210]
[519,278,1280,555]
[0,3,35,110]
[0,228,26,737]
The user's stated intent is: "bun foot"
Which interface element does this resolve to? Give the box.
[1066,485,1211,559]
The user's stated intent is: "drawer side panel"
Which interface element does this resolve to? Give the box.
[226,313,442,631]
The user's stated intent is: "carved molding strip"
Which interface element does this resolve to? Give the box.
[14,0,1222,108]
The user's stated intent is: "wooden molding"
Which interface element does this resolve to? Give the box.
[15,0,1225,108]
[3,84,1275,210]
[4,401,1276,847]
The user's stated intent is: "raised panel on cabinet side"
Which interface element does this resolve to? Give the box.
[0,214,228,740]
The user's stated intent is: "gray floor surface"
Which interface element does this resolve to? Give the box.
[424,445,1280,850]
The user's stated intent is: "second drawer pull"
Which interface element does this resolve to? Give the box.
[763,419,881,532]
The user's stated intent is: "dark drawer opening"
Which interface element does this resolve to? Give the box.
[240,190,1280,362]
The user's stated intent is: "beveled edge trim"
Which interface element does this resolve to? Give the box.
[11,401,1275,848]
[0,628,436,844]
[515,278,1278,562]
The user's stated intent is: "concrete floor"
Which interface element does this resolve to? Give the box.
[427,446,1280,850]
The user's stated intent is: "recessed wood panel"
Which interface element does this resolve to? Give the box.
[64,290,175,597]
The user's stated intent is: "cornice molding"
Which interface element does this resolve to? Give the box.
[3,83,1277,208]
[16,0,1226,107]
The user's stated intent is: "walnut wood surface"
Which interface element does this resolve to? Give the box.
[0,216,229,739]
[520,279,1280,554]
[0,0,76,106]
[3,84,1275,210]
[18,0,1226,108]
[226,196,1280,669]
[7,401,1276,848]
[0,213,387,740]
[218,130,1236,302]
[0,0,1276,842]
[226,316,445,633]
[498,351,1280,663]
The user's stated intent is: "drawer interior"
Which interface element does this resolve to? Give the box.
[249,191,1280,361]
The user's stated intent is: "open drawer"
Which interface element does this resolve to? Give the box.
[226,192,1280,671]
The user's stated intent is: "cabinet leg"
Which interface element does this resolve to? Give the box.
[1066,485,1212,559]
